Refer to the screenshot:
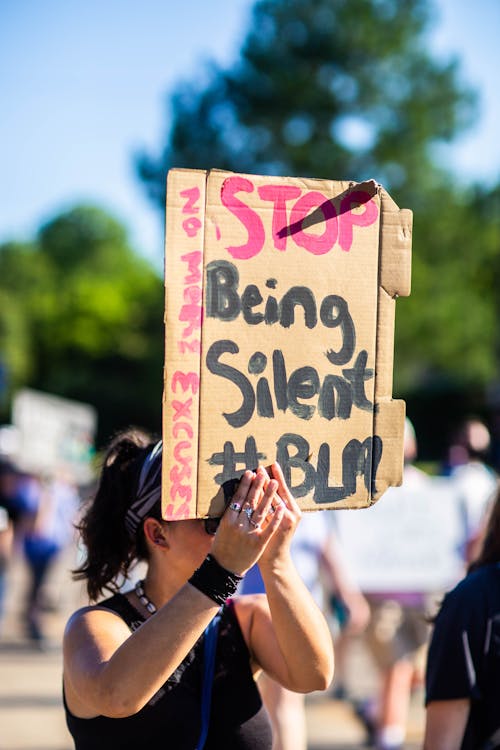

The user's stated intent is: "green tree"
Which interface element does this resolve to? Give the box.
[137,0,500,459]
[0,206,164,443]
[138,0,475,210]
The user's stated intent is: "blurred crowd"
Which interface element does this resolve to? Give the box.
[238,415,499,750]
[0,415,499,749]
[0,459,80,644]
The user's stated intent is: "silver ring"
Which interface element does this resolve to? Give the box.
[249,519,260,529]
[229,502,242,512]
[242,506,254,520]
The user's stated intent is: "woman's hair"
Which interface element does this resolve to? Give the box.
[429,482,500,624]
[73,427,162,601]
[468,483,500,574]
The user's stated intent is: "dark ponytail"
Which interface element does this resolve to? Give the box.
[73,428,160,601]
[468,483,500,574]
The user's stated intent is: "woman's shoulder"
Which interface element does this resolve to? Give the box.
[231,593,268,639]
[440,563,500,615]
[455,563,500,594]
[64,594,138,641]
[232,592,268,616]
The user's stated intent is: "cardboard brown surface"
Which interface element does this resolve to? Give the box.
[162,169,412,519]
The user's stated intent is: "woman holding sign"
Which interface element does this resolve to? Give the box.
[62,428,333,750]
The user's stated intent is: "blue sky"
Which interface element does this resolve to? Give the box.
[1,0,499,269]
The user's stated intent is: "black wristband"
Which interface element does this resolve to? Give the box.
[188,554,243,606]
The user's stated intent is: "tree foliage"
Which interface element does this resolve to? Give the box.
[0,206,164,444]
[138,0,475,210]
[137,0,500,449]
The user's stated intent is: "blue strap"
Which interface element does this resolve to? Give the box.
[195,612,221,750]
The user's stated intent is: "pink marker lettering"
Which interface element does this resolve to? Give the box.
[179,302,202,338]
[182,216,202,237]
[180,186,200,214]
[171,371,200,395]
[173,441,192,465]
[338,191,378,252]
[221,176,265,260]
[173,422,194,440]
[183,285,202,305]
[257,184,301,251]
[170,463,192,484]
[164,501,191,519]
[289,191,338,255]
[167,477,193,504]
[172,398,193,422]
[178,339,201,354]
[181,251,202,284]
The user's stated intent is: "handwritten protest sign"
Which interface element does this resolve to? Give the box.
[162,169,412,519]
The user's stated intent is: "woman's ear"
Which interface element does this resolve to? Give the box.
[143,517,169,548]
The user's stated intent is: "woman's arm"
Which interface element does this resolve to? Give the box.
[423,699,470,750]
[237,565,334,693]
[238,463,334,693]
[64,470,286,718]
[64,585,220,718]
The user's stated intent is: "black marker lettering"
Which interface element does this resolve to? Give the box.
[276,433,316,497]
[206,260,240,320]
[280,287,318,329]
[287,366,320,420]
[206,340,254,428]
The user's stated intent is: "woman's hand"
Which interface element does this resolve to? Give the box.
[210,468,285,576]
[256,462,301,570]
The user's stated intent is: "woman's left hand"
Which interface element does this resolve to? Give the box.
[210,468,284,575]
[255,462,301,569]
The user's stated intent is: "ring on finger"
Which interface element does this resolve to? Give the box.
[249,519,260,529]
[229,501,242,512]
[242,506,254,520]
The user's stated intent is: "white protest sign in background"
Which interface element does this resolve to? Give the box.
[333,474,468,593]
[11,388,97,485]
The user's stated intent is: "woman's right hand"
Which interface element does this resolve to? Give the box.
[210,469,285,576]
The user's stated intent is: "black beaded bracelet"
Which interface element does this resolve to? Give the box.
[188,554,243,606]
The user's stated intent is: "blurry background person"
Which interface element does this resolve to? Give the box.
[325,527,373,704]
[21,472,80,644]
[241,511,370,750]
[334,418,431,750]
[424,486,500,749]
[445,417,498,562]
[0,486,13,634]
[0,460,27,635]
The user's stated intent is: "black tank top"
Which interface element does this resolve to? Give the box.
[64,594,273,749]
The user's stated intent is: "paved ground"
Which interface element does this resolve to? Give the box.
[0,550,425,750]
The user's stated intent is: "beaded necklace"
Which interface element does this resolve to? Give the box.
[134,579,157,614]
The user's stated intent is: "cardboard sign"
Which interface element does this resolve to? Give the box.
[11,388,97,485]
[332,475,468,593]
[162,169,412,519]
